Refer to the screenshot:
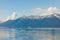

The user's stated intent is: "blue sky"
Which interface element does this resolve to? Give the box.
[0,0,60,19]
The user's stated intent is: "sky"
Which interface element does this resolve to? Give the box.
[0,0,60,20]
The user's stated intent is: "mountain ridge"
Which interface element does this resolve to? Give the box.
[0,13,60,28]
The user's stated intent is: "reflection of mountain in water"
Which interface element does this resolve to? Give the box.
[0,28,60,40]
[0,13,60,28]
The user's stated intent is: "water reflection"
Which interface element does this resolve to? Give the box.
[0,28,60,40]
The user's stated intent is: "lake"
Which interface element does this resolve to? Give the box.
[0,28,60,40]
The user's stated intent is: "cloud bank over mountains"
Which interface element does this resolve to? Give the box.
[0,7,60,22]
[32,7,60,16]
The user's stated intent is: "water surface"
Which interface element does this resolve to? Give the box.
[0,28,60,40]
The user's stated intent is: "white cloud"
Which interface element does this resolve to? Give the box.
[47,7,60,13]
[5,12,16,21]
[0,12,17,23]
[5,16,10,21]
[11,12,16,20]
[31,7,60,16]
[32,8,47,15]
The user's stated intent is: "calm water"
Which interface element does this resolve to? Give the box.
[0,28,60,40]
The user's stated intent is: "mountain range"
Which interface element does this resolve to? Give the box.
[0,13,60,28]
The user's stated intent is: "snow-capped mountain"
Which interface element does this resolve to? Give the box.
[0,13,60,28]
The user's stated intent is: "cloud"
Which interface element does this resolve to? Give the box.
[47,7,60,13]
[11,12,16,20]
[32,8,47,15]
[0,12,17,23]
[5,16,10,21]
[0,16,10,23]
[31,7,60,16]
[6,12,16,21]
